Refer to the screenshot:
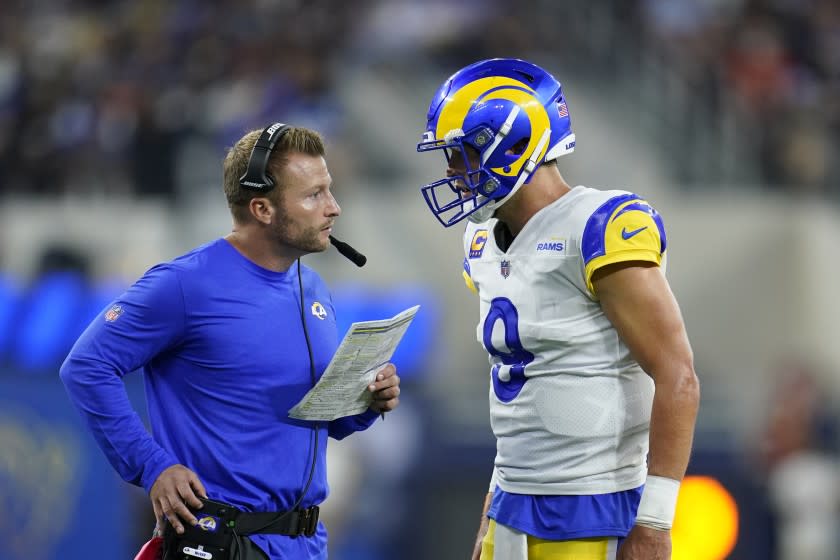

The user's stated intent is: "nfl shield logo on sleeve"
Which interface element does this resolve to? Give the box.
[104,304,123,322]
[500,260,511,278]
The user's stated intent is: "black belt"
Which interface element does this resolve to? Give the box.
[234,506,320,537]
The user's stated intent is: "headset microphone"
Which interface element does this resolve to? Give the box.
[329,236,367,267]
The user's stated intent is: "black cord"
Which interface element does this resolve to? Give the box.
[238,258,320,541]
[292,257,320,507]
[232,527,244,560]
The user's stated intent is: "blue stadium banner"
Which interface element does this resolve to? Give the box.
[0,375,145,560]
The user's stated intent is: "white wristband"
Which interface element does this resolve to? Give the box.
[635,475,680,531]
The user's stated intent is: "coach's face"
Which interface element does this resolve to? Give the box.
[270,152,340,254]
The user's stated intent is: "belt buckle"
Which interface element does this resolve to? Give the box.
[300,507,319,537]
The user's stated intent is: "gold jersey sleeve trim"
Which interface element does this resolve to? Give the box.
[584,248,663,297]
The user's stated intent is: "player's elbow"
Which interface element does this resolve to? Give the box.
[670,359,700,411]
[649,353,699,409]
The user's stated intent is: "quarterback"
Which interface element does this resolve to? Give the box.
[417,58,700,560]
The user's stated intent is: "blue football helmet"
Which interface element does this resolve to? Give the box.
[417,58,575,227]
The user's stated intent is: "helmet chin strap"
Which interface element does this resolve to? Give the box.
[467,196,497,224]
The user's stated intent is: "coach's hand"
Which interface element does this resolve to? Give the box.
[368,363,400,414]
[617,524,671,559]
[150,464,207,535]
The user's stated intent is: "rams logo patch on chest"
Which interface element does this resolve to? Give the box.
[311,302,327,320]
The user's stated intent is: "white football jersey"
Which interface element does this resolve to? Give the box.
[462,185,667,495]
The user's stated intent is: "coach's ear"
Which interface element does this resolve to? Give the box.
[249,197,274,225]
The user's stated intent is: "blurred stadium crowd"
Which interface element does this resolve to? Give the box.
[0,0,838,201]
[1,1,840,559]
[634,0,840,193]
[0,0,366,199]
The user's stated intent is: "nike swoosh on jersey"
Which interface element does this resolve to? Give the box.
[621,226,648,240]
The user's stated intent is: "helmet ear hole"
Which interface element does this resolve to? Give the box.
[506,137,530,156]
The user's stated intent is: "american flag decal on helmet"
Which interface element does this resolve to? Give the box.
[500,260,511,278]
[557,101,569,117]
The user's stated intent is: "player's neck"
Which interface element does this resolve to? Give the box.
[497,168,571,237]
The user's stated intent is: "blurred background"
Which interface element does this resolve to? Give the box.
[1,0,839,558]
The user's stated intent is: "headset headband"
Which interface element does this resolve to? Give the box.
[239,123,291,192]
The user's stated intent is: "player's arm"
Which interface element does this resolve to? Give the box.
[471,491,493,560]
[583,196,697,557]
[592,261,699,559]
[593,262,699,480]
[583,196,698,485]
[471,466,498,560]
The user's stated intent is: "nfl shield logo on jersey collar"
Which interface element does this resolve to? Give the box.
[500,259,511,278]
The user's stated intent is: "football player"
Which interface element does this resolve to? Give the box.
[417,58,700,560]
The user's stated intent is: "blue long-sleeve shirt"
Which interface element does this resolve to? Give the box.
[60,238,378,559]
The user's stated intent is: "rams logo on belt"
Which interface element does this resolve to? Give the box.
[469,229,489,259]
[311,302,327,320]
[197,516,218,532]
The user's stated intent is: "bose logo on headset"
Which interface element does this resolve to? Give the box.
[264,122,284,137]
[239,122,291,192]
[241,180,267,188]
